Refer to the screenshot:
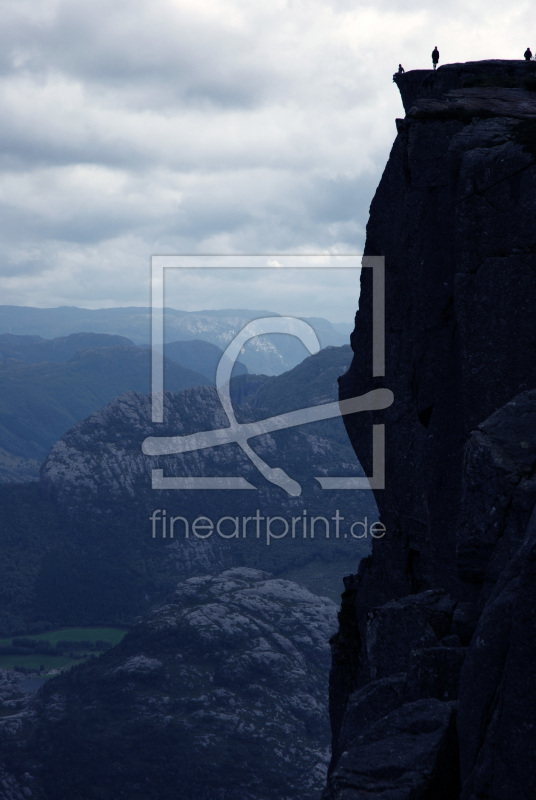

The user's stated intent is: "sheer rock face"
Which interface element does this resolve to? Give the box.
[326,61,536,799]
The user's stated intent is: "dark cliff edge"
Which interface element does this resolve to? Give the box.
[325,60,536,799]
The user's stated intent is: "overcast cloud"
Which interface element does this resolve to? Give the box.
[0,0,531,318]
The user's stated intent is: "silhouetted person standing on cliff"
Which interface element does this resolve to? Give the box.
[524,47,533,61]
[398,64,405,73]
[432,46,439,69]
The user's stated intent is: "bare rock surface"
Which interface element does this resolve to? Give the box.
[1,568,337,800]
[324,699,458,800]
[326,60,536,799]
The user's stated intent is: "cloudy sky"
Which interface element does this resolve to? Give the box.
[0,0,531,319]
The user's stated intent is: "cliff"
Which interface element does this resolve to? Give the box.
[325,60,536,799]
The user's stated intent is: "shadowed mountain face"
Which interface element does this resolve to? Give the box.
[1,568,337,800]
[0,333,253,483]
[0,344,210,483]
[163,338,248,380]
[325,61,536,800]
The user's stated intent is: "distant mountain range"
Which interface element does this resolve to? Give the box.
[0,305,351,375]
[0,331,134,363]
[0,337,211,483]
[0,317,350,482]
[0,332,251,482]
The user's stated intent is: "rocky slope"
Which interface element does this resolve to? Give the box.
[325,61,536,799]
[0,568,337,800]
[0,345,374,632]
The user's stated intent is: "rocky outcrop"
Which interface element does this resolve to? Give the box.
[1,568,337,800]
[39,346,361,508]
[456,391,536,799]
[393,59,536,114]
[31,346,375,622]
[326,61,536,799]
[325,698,459,800]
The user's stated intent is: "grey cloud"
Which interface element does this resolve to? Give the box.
[0,166,373,284]
[1,0,279,111]
[307,175,377,224]
[0,126,154,172]
[1,0,449,310]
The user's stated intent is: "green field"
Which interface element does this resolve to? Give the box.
[0,626,128,673]
[0,653,75,671]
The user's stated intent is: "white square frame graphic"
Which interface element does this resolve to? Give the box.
[147,255,388,491]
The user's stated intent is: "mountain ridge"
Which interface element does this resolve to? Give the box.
[0,344,373,634]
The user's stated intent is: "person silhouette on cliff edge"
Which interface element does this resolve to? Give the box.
[398,64,405,73]
[432,46,439,69]
[524,47,533,61]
